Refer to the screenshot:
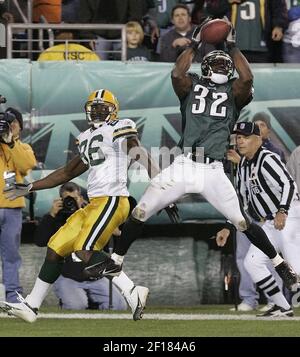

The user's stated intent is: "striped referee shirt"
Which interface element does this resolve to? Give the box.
[237,147,297,221]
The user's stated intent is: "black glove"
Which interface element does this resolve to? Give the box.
[0,119,9,134]
[158,203,180,223]
[190,16,212,50]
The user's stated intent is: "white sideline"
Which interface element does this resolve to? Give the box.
[0,312,299,321]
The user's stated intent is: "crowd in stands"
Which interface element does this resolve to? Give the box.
[1,1,300,61]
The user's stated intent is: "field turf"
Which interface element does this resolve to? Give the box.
[1,305,300,337]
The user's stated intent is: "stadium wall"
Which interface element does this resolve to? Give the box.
[0,239,226,306]
[0,60,300,221]
[1,60,300,305]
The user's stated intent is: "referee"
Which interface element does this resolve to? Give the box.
[217,122,300,317]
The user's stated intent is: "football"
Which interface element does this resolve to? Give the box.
[200,19,231,45]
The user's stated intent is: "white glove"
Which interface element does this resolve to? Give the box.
[3,183,33,200]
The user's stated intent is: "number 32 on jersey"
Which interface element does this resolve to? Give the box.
[191,84,228,118]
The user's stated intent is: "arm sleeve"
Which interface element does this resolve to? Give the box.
[286,151,296,179]
[159,32,179,62]
[236,161,248,211]
[112,119,138,143]
[10,141,36,176]
[270,0,288,30]
[78,0,96,39]
[76,134,89,165]
[262,154,295,210]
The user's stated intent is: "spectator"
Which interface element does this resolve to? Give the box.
[191,0,207,25]
[31,0,62,59]
[0,107,36,302]
[33,0,62,23]
[206,0,288,63]
[151,0,180,55]
[283,4,300,63]
[55,0,81,42]
[153,0,180,30]
[34,182,127,310]
[125,21,152,61]
[159,4,213,62]
[252,112,286,163]
[61,0,80,23]
[0,1,14,23]
[287,145,300,192]
[78,0,157,60]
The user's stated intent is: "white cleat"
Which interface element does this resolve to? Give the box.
[259,303,275,312]
[229,302,255,311]
[0,293,38,323]
[123,285,149,321]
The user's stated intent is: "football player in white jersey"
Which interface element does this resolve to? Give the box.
[0,89,158,322]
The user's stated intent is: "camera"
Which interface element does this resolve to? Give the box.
[59,196,79,218]
[0,95,7,104]
[0,111,16,127]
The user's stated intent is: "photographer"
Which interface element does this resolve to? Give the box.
[34,182,127,310]
[0,106,36,302]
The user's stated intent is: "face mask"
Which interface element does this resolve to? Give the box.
[210,72,228,84]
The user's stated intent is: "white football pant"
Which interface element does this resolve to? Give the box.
[132,155,245,229]
[244,200,300,283]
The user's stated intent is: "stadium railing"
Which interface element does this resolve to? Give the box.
[6,23,127,60]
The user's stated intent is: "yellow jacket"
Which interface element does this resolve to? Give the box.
[0,140,36,208]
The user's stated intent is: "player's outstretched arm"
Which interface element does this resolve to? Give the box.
[230,47,253,109]
[171,18,211,99]
[226,24,253,109]
[32,155,88,191]
[171,48,194,99]
[124,137,160,179]
[4,155,88,200]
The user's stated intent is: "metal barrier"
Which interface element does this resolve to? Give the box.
[6,23,127,60]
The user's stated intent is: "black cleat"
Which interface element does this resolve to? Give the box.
[84,257,122,279]
[275,261,298,290]
[256,304,294,318]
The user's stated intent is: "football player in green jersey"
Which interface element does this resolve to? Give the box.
[96,19,298,292]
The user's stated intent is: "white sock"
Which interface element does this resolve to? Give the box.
[258,275,290,310]
[111,253,124,266]
[112,271,134,293]
[271,254,284,267]
[269,291,291,310]
[25,277,52,309]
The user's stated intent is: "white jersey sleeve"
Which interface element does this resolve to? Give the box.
[112,119,138,145]
[76,131,89,165]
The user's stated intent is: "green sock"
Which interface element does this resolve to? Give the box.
[38,260,64,284]
[87,251,109,266]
